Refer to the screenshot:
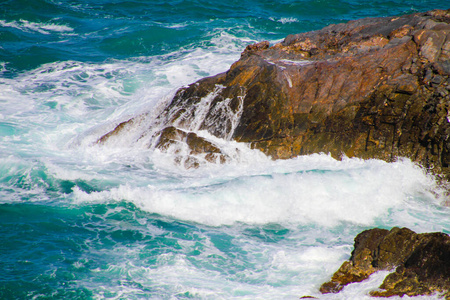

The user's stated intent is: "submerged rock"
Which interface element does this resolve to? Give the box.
[98,9,450,178]
[155,126,229,168]
[320,227,450,298]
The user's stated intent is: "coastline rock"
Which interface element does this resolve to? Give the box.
[155,126,229,168]
[98,9,450,178]
[320,227,450,298]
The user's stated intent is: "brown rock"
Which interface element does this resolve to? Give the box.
[320,227,450,298]
[97,118,134,145]
[98,9,450,181]
[241,41,270,58]
[319,229,389,294]
[155,126,229,168]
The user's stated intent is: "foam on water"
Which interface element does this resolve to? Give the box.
[59,207,349,300]
[0,30,245,150]
[71,150,444,228]
[60,204,447,300]
[269,17,300,24]
[0,19,74,35]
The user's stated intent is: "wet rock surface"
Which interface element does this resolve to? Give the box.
[234,9,450,180]
[99,9,450,178]
[155,126,229,168]
[320,227,450,298]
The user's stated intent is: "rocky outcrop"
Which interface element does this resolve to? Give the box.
[155,126,229,168]
[98,9,450,177]
[320,227,450,298]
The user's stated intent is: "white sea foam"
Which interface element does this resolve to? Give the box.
[0,19,74,35]
[269,17,299,24]
[72,151,443,228]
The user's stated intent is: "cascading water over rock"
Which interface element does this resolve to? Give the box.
[100,9,450,180]
[98,79,246,167]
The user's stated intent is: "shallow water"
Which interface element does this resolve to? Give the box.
[1,0,449,299]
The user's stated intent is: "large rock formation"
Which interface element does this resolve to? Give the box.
[98,9,450,178]
[320,227,450,298]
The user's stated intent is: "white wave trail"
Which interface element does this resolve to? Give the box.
[72,154,442,228]
[0,19,74,35]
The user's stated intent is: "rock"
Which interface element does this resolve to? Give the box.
[155,126,229,168]
[241,41,270,58]
[98,9,450,180]
[320,227,450,298]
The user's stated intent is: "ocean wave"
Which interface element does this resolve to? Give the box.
[0,19,74,35]
[71,153,442,228]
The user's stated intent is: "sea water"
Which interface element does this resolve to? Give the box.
[1,0,449,299]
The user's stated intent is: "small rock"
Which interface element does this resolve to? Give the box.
[320,227,450,298]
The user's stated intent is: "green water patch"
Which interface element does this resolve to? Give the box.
[0,200,369,297]
[73,202,263,279]
[0,156,117,202]
[0,122,17,136]
[5,45,71,71]
[0,202,164,297]
[0,203,96,299]
[58,179,103,194]
[242,223,290,243]
[0,281,92,300]
[0,31,22,43]
[99,25,200,57]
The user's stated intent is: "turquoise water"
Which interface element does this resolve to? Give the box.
[1,1,450,299]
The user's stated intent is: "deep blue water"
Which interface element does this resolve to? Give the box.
[1,1,449,299]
